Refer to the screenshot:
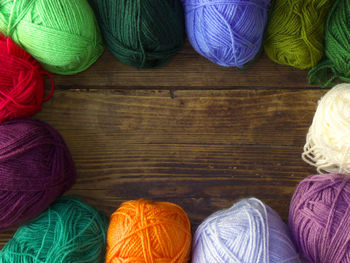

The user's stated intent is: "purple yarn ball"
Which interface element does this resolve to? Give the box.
[182,0,270,67]
[0,119,76,231]
[289,173,350,263]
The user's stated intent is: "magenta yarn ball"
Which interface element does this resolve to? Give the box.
[289,173,350,263]
[0,119,76,231]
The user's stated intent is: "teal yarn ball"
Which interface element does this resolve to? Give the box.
[0,0,104,75]
[0,197,108,263]
[90,0,185,68]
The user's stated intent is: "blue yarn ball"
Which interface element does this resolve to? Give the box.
[192,198,301,263]
[182,0,270,67]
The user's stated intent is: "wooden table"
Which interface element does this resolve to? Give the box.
[0,42,325,247]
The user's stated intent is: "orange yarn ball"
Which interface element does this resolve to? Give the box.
[106,199,192,263]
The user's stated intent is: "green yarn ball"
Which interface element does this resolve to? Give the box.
[0,197,108,263]
[90,0,185,68]
[309,0,350,87]
[264,0,335,70]
[0,0,104,75]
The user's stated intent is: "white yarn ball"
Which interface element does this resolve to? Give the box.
[192,198,301,263]
[302,83,350,173]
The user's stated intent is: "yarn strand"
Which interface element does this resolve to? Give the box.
[41,71,55,101]
[308,59,339,87]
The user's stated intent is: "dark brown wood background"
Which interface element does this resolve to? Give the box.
[0,42,325,247]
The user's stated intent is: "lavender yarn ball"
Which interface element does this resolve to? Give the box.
[182,0,271,67]
[192,198,301,263]
[0,119,76,231]
[289,173,350,263]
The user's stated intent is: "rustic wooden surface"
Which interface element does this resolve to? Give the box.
[0,42,327,247]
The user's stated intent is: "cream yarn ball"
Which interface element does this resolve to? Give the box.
[303,84,350,173]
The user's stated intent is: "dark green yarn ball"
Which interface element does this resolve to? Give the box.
[90,0,185,68]
[0,197,108,263]
[308,0,350,87]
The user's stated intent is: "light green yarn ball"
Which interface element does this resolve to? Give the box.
[0,0,104,75]
[0,197,108,263]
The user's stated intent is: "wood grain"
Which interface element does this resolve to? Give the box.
[0,47,327,250]
[50,42,315,89]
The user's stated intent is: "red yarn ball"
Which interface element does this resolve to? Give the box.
[0,35,54,122]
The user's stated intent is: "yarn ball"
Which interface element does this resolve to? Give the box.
[302,84,350,174]
[0,119,76,231]
[182,0,270,67]
[192,198,301,263]
[289,173,350,263]
[0,35,54,123]
[89,0,185,68]
[264,0,335,70]
[309,0,350,87]
[0,0,104,75]
[106,199,192,262]
[0,197,108,263]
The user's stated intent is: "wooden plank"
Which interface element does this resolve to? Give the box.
[50,42,315,89]
[0,89,323,248]
[37,89,324,146]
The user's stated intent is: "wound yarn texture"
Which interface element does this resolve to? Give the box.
[289,173,350,263]
[309,0,350,87]
[182,0,270,67]
[0,119,76,232]
[90,0,185,68]
[264,0,335,70]
[0,197,108,263]
[106,199,192,263]
[0,0,104,75]
[192,198,301,263]
[302,84,350,174]
[0,35,53,123]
